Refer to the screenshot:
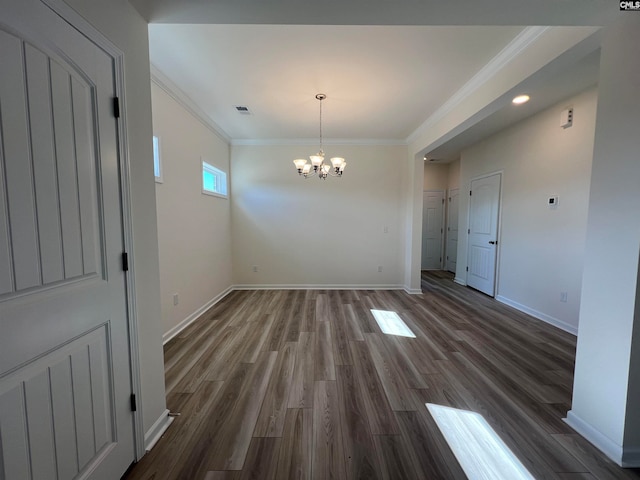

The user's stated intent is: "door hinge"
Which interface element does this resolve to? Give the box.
[122,252,129,272]
[130,394,137,412]
[469,190,472,196]
[447,256,449,260]
[441,228,443,233]
[113,97,120,118]
[442,198,445,204]
[466,266,469,272]
[449,197,451,202]
[468,228,470,234]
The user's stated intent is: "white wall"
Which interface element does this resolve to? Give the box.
[231,144,406,287]
[152,82,233,339]
[457,87,597,333]
[62,0,166,439]
[568,15,640,466]
[448,158,461,189]
[423,163,449,191]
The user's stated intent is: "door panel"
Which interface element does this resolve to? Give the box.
[446,188,459,273]
[422,191,444,270]
[467,174,501,296]
[0,1,134,478]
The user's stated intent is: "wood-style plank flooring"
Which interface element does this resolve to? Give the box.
[124,271,640,480]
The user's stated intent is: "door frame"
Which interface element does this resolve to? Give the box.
[465,171,503,296]
[41,0,145,460]
[446,187,459,273]
[422,189,446,270]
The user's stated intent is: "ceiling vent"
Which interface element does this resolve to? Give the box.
[234,105,252,115]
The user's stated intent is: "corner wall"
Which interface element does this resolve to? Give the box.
[152,82,233,340]
[457,87,597,333]
[231,144,407,287]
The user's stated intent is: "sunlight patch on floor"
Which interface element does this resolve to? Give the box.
[427,403,536,480]
[370,309,416,338]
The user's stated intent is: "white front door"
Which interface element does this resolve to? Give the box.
[421,190,444,270]
[467,174,501,296]
[0,1,135,479]
[446,188,459,273]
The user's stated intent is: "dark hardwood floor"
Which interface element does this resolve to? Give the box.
[124,271,640,479]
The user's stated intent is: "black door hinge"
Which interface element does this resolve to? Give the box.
[113,97,120,118]
[130,394,137,412]
[469,190,472,196]
[468,228,470,234]
[466,266,469,272]
[442,198,445,204]
[122,252,129,272]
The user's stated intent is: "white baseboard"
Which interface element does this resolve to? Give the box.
[495,295,578,336]
[232,284,405,291]
[404,287,423,295]
[163,287,233,344]
[454,277,467,286]
[144,409,174,452]
[564,411,631,466]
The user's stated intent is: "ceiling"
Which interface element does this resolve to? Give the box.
[139,0,612,159]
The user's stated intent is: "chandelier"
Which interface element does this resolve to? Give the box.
[293,94,347,179]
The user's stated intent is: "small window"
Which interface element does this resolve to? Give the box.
[153,136,163,183]
[202,160,227,198]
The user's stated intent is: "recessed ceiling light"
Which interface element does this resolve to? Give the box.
[512,95,530,105]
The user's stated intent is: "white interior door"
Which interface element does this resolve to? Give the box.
[446,188,459,273]
[421,190,445,270]
[0,1,135,478]
[467,174,501,296]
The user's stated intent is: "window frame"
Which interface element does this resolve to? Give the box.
[153,135,163,183]
[201,159,228,199]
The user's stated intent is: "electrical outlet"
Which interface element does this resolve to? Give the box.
[173,293,179,306]
[560,292,568,303]
[378,266,383,272]
[252,265,258,273]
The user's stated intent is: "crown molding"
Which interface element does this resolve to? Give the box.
[406,26,550,145]
[150,64,231,143]
[231,138,407,147]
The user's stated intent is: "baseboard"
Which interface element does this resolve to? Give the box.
[404,287,423,295]
[564,411,626,466]
[232,284,405,291]
[163,286,233,344]
[495,295,578,336]
[622,448,640,467]
[454,277,467,286]
[144,409,174,452]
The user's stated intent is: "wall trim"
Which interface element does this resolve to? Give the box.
[495,295,578,335]
[144,409,174,452]
[406,26,550,144]
[150,64,231,144]
[231,138,407,147]
[454,277,467,286]
[162,287,234,345]
[233,284,406,291]
[404,287,423,295]
[564,411,624,466]
[622,448,640,468]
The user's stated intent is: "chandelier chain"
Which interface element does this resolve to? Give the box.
[319,96,323,152]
